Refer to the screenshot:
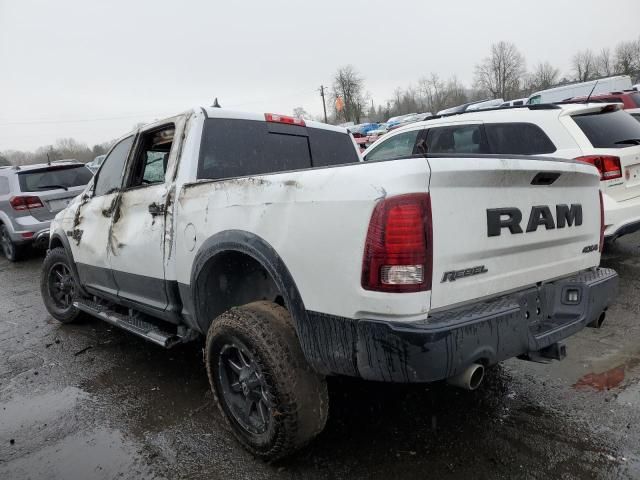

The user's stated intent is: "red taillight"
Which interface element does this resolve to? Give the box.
[575,155,622,181]
[9,196,44,211]
[599,190,605,252]
[362,193,432,292]
[264,113,306,127]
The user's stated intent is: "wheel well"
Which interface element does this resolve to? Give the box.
[195,251,282,331]
[50,235,64,250]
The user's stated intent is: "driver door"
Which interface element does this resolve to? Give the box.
[107,120,181,312]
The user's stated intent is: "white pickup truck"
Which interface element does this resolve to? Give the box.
[40,107,618,459]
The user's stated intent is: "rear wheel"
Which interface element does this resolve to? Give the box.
[40,247,84,324]
[205,301,328,460]
[0,224,24,262]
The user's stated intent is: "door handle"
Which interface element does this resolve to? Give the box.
[148,203,165,216]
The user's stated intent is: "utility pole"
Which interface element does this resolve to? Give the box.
[319,85,328,123]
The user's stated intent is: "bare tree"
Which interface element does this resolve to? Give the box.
[527,62,560,92]
[331,65,367,124]
[292,107,309,119]
[474,41,525,100]
[572,49,598,81]
[418,74,468,113]
[418,74,447,113]
[597,48,614,77]
[0,154,10,166]
[614,39,640,76]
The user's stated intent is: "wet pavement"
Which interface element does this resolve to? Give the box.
[1,236,639,480]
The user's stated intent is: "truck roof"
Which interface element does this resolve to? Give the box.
[201,107,347,133]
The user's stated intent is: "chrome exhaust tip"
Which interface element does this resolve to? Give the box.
[446,363,485,390]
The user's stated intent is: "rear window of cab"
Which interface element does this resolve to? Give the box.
[197,118,359,180]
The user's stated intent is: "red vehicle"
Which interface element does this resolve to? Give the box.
[569,90,640,121]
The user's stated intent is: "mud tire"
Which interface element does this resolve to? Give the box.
[205,301,328,460]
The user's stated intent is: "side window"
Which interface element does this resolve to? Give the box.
[308,128,360,167]
[0,177,9,195]
[364,130,420,162]
[94,136,134,196]
[128,125,174,187]
[426,124,487,154]
[485,123,556,155]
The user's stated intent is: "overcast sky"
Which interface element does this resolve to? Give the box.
[0,0,637,151]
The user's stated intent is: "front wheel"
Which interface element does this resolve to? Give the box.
[40,247,84,324]
[205,301,328,460]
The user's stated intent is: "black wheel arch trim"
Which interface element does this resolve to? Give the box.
[48,229,89,297]
[189,229,331,374]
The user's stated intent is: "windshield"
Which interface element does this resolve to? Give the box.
[572,109,640,148]
[18,165,93,192]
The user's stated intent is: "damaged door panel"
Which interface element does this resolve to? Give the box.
[70,192,119,295]
[106,119,185,313]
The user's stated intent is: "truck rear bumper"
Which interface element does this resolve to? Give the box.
[303,268,618,383]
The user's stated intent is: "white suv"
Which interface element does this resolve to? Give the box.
[364,103,640,241]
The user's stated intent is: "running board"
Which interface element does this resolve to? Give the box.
[74,299,183,348]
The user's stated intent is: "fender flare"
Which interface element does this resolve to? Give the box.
[49,229,88,297]
[190,230,328,373]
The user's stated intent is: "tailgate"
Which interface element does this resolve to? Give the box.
[427,156,601,310]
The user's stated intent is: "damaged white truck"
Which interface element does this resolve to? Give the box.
[41,107,618,459]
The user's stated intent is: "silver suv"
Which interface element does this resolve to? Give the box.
[0,161,92,261]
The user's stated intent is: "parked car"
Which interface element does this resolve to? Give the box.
[86,154,106,173]
[566,90,640,121]
[386,113,417,128]
[387,112,434,131]
[364,102,640,241]
[347,123,381,137]
[41,106,616,460]
[0,161,92,261]
[527,75,632,105]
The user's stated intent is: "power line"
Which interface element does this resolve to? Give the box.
[319,85,328,123]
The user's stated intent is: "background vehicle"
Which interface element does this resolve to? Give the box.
[86,154,106,173]
[501,98,528,107]
[347,123,381,137]
[527,75,632,104]
[41,107,616,460]
[386,113,417,128]
[567,90,640,120]
[387,112,434,131]
[364,103,640,240]
[437,98,503,115]
[0,161,92,261]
